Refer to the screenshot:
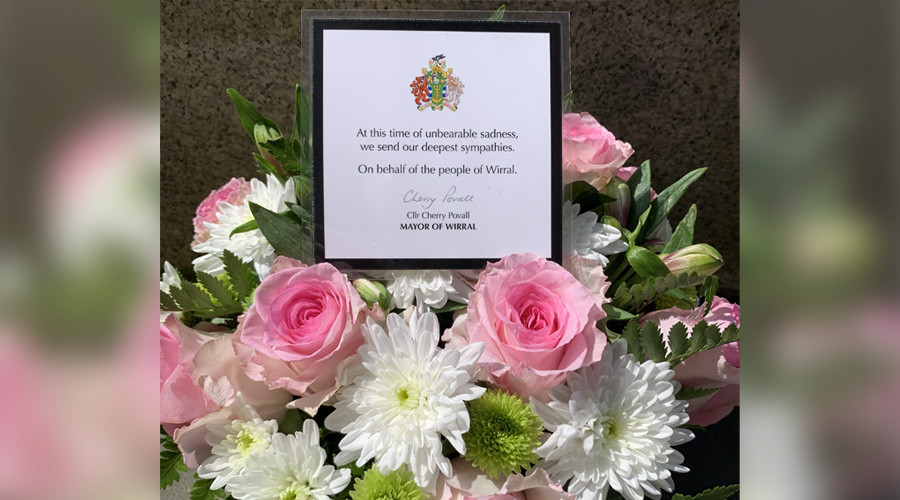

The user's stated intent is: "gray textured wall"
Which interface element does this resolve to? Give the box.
[161,0,739,297]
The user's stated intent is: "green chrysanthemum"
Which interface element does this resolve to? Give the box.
[349,467,424,500]
[463,389,543,478]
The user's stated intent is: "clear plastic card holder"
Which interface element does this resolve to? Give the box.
[301,10,571,276]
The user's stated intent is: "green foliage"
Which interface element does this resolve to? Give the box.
[487,4,506,20]
[611,271,705,312]
[611,318,740,366]
[602,303,638,321]
[160,433,188,490]
[226,88,281,144]
[699,276,719,315]
[637,168,706,243]
[562,90,574,113]
[676,386,721,401]
[429,300,468,314]
[672,484,740,500]
[638,321,667,362]
[278,408,309,435]
[249,202,308,261]
[160,250,259,319]
[292,85,313,166]
[190,473,229,500]
[663,204,698,254]
[567,181,616,211]
[625,246,671,279]
[228,87,314,209]
[626,161,653,230]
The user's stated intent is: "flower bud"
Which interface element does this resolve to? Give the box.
[662,243,724,277]
[253,123,282,145]
[601,177,631,226]
[353,278,391,312]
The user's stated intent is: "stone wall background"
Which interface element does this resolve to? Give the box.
[161,0,739,297]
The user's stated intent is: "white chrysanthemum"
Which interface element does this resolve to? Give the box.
[160,261,181,293]
[192,174,296,278]
[324,311,486,492]
[197,400,279,491]
[564,201,628,267]
[228,420,351,500]
[532,341,693,500]
[160,261,183,320]
[384,270,473,313]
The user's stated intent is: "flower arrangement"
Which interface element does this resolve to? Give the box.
[161,26,739,500]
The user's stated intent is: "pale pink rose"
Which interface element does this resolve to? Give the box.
[563,255,612,308]
[159,315,218,430]
[233,256,367,399]
[562,112,633,188]
[173,331,291,469]
[192,333,292,417]
[639,296,740,426]
[467,253,606,401]
[436,459,574,500]
[191,177,251,247]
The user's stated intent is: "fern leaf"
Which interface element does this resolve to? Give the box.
[160,434,187,489]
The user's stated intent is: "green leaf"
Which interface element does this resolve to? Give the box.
[639,168,706,242]
[689,321,710,353]
[672,484,740,500]
[190,473,228,500]
[676,386,721,400]
[287,201,313,223]
[639,321,667,362]
[662,204,697,254]
[604,326,622,343]
[196,271,236,308]
[278,409,307,435]
[160,434,187,489]
[700,276,719,315]
[430,300,468,314]
[253,152,282,178]
[569,181,616,211]
[602,303,638,321]
[229,218,260,237]
[167,283,194,310]
[629,206,651,246]
[621,320,642,360]
[667,321,689,361]
[221,249,257,299]
[721,323,740,344]
[250,202,306,260]
[626,246,671,279]
[705,322,722,349]
[292,85,313,164]
[226,88,282,145]
[562,90,574,114]
[487,4,506,20]
[160,289,178,311]
[182,281,215,310]
[625,160,652,230]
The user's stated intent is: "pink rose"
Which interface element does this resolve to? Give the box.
[562,112,633,188]
[436,459,574,500]
[639,296,740,426]
[169,331,292,468]
[191,177,251,247]
[467,253,606,401]
[159,315,218,431]
[234,257,367,401]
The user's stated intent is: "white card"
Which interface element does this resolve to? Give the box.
[313,19,562,268]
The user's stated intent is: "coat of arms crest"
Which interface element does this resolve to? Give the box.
[410,54,464,111]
